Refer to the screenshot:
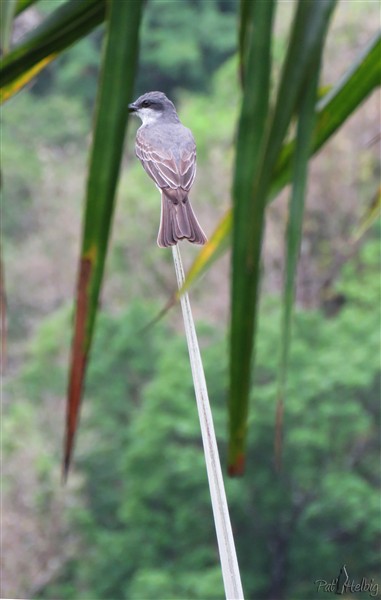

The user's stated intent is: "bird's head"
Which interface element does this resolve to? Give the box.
[128,91,179,125]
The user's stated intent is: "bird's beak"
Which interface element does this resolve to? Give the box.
[128,103,137,113]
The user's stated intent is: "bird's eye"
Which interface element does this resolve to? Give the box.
[141,100,151,108]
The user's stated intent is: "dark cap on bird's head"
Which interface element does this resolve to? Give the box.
[128,91,178,118]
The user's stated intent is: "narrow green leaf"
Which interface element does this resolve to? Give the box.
[263,0,337,178]
[228,0,337,475]
[238,0,254,87]
[1,0,106,98]
[1,54,56,103]
[276,57,322,468]
[1,0,17,54]
[228,0,275,475]
[64,0,143,478]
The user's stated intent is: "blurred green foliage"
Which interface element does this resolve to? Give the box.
[29,0,237,106]
[2,89,88,238]
[137,0,237,96]
[8,232,379,600]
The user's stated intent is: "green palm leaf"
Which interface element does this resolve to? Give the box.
[228,0,337,474]
[228,0,275,475]
[63,0,143,478]
[276,55,323,468]
[0,0,106,102]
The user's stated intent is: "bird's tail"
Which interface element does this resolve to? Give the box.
[157,193,207,248]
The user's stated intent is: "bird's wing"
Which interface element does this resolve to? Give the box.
[136,129,196,191]
[178,146,197,190]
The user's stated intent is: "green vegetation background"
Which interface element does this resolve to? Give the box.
[2,2,380,599]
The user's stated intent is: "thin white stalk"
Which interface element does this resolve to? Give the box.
[171,244,244,600]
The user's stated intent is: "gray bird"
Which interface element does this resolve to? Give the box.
[128,91,207,248]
